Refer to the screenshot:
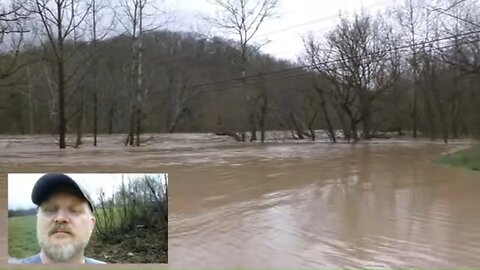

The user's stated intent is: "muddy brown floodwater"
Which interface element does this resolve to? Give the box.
[1,134,479,268]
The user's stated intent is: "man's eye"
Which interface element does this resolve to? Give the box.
[43,207,55,213]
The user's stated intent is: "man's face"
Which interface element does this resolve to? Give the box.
[37,192,96,262]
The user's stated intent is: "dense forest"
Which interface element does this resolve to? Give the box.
[0,0,479,147]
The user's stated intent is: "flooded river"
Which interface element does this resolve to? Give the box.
[1,134,479,268]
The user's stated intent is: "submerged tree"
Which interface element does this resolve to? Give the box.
[304,13,401,141]
[29,0,93,148]
[206,0,280,142]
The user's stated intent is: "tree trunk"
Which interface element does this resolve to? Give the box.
[58,56,66,149]
[431,85,448,144]
[134,3,144,147]
[259,95,268,143]
[249,111,257,141]
[450,70,462,139]
[125,105,135,146]
[108,103,115,134]
[307,109,318,141]
[334,104,349,142]
[135,106,141,146]
[343,104,358,142]
[451,97,460,139]
[75,88,85,148]
[315,84,336,143]
[351,119,359,142]
[429,66,448,143]
[57,3,66,149]
[289,111,305,140]
[360,89,372,140]
[93,92,98,146]
[342,103,358,142]
[362,106,372,140]
[92,0,98,146]
[27,66,34,134]
[423,87,436,140]
[169,108,187,133]
[412,78,418,138]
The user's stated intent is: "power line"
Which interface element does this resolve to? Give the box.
[255,1,389,39]
[255,14,340,38]
[444,0,471,12]
[427,5,480,28]
[197,36,480,94]
[206,72,311,94]
[188,29,480,92]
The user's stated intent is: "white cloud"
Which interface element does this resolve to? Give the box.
[160,0,396,61]
[8,173,168,210]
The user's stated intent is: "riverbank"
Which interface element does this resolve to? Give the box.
[436,144,480,171]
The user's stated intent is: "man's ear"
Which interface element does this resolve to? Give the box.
[90,216,96,231]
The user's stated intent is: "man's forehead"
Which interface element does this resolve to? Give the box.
[41,192,89,206]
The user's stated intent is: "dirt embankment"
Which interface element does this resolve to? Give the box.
[86,226,167,264]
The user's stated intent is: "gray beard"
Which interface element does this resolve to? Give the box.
[39,241,88,263]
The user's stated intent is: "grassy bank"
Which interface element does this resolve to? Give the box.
[8,215,39,258]
[436,145,480,171]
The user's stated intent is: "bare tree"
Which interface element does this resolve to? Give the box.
[312,78,336,142]
[85,0,114,146]
[437,0,480,75]
[415,7,449,142]
[118,0,169,146]
[120,0,146,146]
[91,0,99,146]
[29,0,93,148]
[151,34,200,134]
[206,0,279,142]
[0,3,36,134]
[0,0,30,85]
[304,13,401,141]
[395,0,427,138]
[429,0,480,141]
[165,70,196,133]
[256,74,269,142]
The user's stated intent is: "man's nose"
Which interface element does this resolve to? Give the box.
[53,209,70,223]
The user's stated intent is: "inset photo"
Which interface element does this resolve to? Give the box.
[7,173,168,264]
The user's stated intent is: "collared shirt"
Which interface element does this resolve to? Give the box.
[18,254,107,264]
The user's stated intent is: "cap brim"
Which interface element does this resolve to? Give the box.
[32,174,94,212]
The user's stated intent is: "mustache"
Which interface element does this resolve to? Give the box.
[49,225,73,236]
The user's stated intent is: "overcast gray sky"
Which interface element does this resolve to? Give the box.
[8,173,168,210]
[162,0,398,61]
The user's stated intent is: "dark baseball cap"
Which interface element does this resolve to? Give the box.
[32,173,94,212]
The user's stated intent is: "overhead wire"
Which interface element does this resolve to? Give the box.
[187,29,480,94]
[254,1,389,39]
[201,35,480,94]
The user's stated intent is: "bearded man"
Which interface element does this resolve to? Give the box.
[20,173,106,264]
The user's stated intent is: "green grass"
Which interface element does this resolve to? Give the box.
[436,144,480,171]
[8,215,39,258]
